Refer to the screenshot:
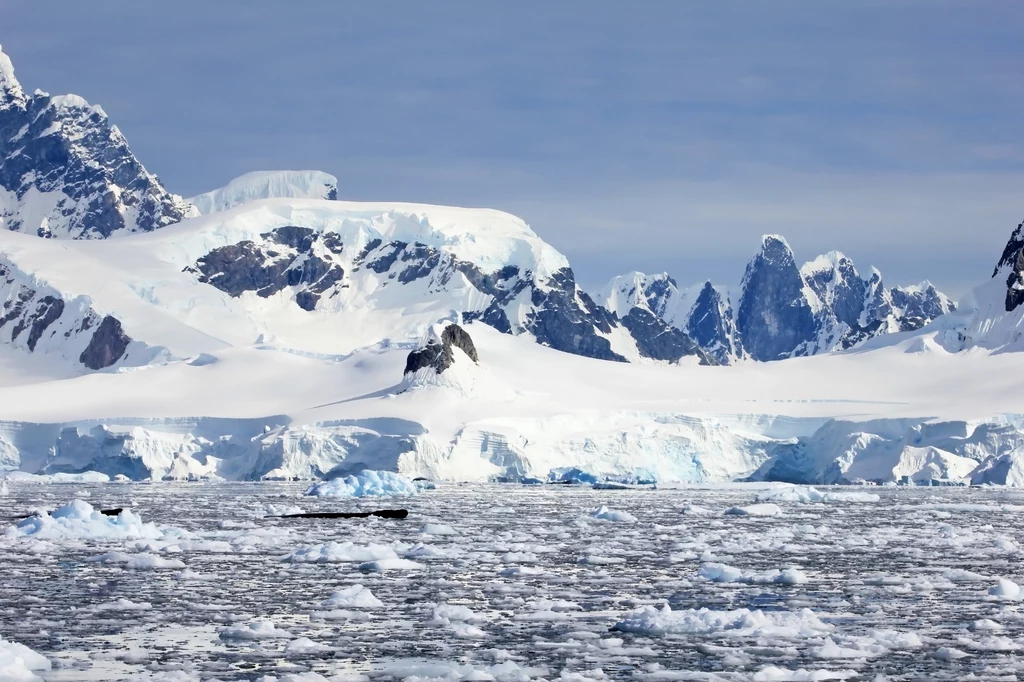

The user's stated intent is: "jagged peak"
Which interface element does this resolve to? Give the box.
[801,249,851,275]
[755,234,797,266]
[0,44,26,109]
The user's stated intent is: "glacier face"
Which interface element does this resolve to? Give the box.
[596,235,956,363]
[0,45,195,239]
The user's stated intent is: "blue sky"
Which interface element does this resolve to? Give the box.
[4,1,1022,296]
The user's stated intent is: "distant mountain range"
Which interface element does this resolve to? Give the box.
[0,43,967,371]
[596,237,955,363]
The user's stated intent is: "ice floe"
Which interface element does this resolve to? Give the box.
[304,470,419,497]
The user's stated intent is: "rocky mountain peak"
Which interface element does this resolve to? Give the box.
[0,45,195,238]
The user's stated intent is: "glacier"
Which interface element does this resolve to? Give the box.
[1,42,1024,488]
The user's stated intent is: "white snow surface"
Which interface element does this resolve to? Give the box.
[187,170,338,214]
[3,197,1024,484]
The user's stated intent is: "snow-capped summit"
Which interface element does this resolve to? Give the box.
[188,170,339,214]
[596,236,955,363]
[0,45,195,238]
[0,45,26,109]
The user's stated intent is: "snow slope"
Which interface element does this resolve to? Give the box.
[2,316,1024,484]
[188,170,339,214]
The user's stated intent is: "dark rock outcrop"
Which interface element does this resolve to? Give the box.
[79,316,131,370]
[997,219,1024,313]
[620,307,715,365]
[404,324,479,375]
[187,225,344,308]
[685,281,739,364]
[736,236,817,362]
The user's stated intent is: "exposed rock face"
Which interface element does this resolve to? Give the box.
[0,45,194,238]
[0,256,132,369]
[79,316,131,370]
[596,237,955,363]
[188,223,674,363]
[736,236,817,362]
[187,225,344,310]
[620,307,715,365]
[996,220,1024,313]
[404,324,479,375]
[685,282,739,364]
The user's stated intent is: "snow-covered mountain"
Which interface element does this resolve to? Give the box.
[0,45,195,238]
[0,198,715,371]
[918,217,1024,354]
[597,235,955,363]
[188,170,338,214]
[3,44,1024,488]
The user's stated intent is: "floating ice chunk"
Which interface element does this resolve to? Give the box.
[429,603,485,626]
[358,558,424,572]
[283,542,399,563]
[174,568,214,582]
[0,634,51,682]
[811,637,877,659]
[753,667,858,681]
[934,647,970,660]
[263,504,305,517]
[498,565,546,577]
[590,506,637,523]
[756,486,879,504]
[988,578,1022,599]
[323,584,383,608]
[970,619,1003,631]
[11,500,180,542]
[284,637,331,656]
[681,503,713,515]
[611,604,832,638]
[421,523,457,535]
[304,470,419,497]
[87,552,186,570]
[698,562,809,585]
[942,569,989,582]
[90,598,153,612]
[219,619,291,640]
[724,503,782,517]
[2,471,110,484]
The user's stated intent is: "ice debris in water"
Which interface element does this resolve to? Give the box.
[10,499,185,541]
[698,562,809,585]
[590,506,637,522]
[756,486,880,504]
[724,503,782,517]
[612,604,833,638]
[304,470,419,497]
[219,619,291,640]
[0,634,51,682]
[989,578,1022,599]
[322,584,384,608]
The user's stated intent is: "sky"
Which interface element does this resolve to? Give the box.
[3,1,1022,297]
